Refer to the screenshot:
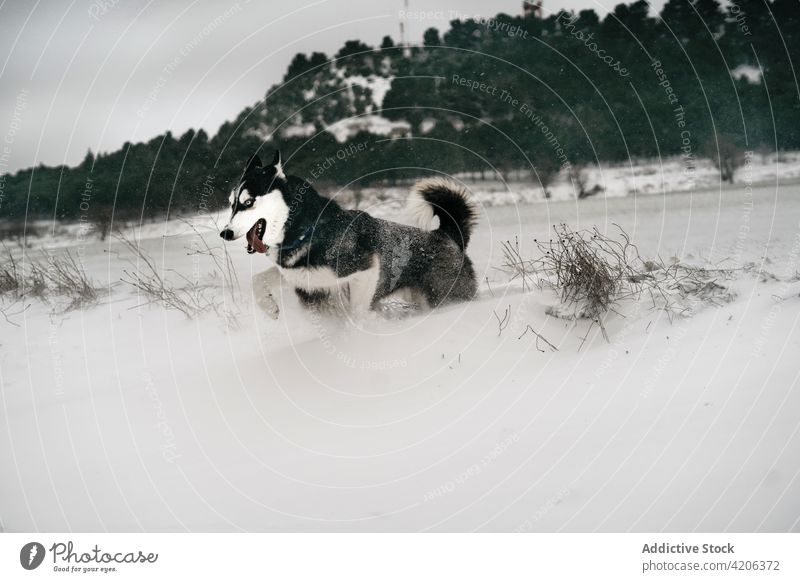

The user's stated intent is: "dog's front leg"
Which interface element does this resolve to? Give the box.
[346,255,381,314]
[251,267,281,320]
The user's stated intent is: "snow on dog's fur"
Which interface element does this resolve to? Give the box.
[221,151,478,312]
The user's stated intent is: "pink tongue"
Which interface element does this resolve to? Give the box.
[252,237,267,253]
[247,224,267,253]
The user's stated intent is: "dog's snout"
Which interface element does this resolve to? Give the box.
[220,229,234,241]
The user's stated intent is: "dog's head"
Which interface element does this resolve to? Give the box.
[219,150,289,254]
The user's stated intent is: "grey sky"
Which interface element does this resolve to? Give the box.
[0,0,667,174]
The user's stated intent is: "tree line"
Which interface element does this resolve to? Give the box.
[1,0,797,232]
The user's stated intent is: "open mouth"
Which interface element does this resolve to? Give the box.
[246,219,267,254]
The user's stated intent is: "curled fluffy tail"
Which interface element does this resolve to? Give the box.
[406,177,477,250]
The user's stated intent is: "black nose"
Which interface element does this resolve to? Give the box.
[220,229,234,240]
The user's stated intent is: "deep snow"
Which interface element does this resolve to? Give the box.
[1,180,799,532]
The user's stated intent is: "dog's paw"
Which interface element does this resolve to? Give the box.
[255,291,280,320]
[252,267,282,320]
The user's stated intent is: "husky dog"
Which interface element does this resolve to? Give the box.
[220,150,478,312]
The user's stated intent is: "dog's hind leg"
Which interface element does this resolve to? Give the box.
[421,257,478,308]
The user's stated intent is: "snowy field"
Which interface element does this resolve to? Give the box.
[1,180,800,533]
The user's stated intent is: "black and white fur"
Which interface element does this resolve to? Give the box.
[220,150,478,312]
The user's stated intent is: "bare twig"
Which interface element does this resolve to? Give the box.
[518,324,558,352]
[498,236,535,291]
[494,306,511,337]
[0,299,29,326]
[178,217,241,303]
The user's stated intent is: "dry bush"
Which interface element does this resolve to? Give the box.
[531,156,561,197]
[0,246,102,315]
[531,224,735,325]
[0,220,243,324]
[568,165,604,199]
[90,206,116,241]
[496,224,737,341]
[0,247,21,294]
[119,235,211,319]
[42,251,98,297]
[25,261,48,299]
[39,250,103,311]
[179,218,241,305]
[118,228,241,325]
[536,224,634,318]
[703,135,745,183]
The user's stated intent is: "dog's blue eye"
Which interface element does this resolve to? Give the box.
[244,199,253,206]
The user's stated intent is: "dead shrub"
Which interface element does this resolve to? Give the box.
[496,224,738,341]
[0,246,102,314]
[118,228,241,325]
[40,250,103,311]
[536,225,630,317]
[25,261,48,299]
[533,224,736,323]
[0,247,21,294]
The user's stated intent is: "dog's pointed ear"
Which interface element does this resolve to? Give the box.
[245,153,262,174]
[271,149,285,178]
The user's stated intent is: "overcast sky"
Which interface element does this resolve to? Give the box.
[0,0,668,174]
